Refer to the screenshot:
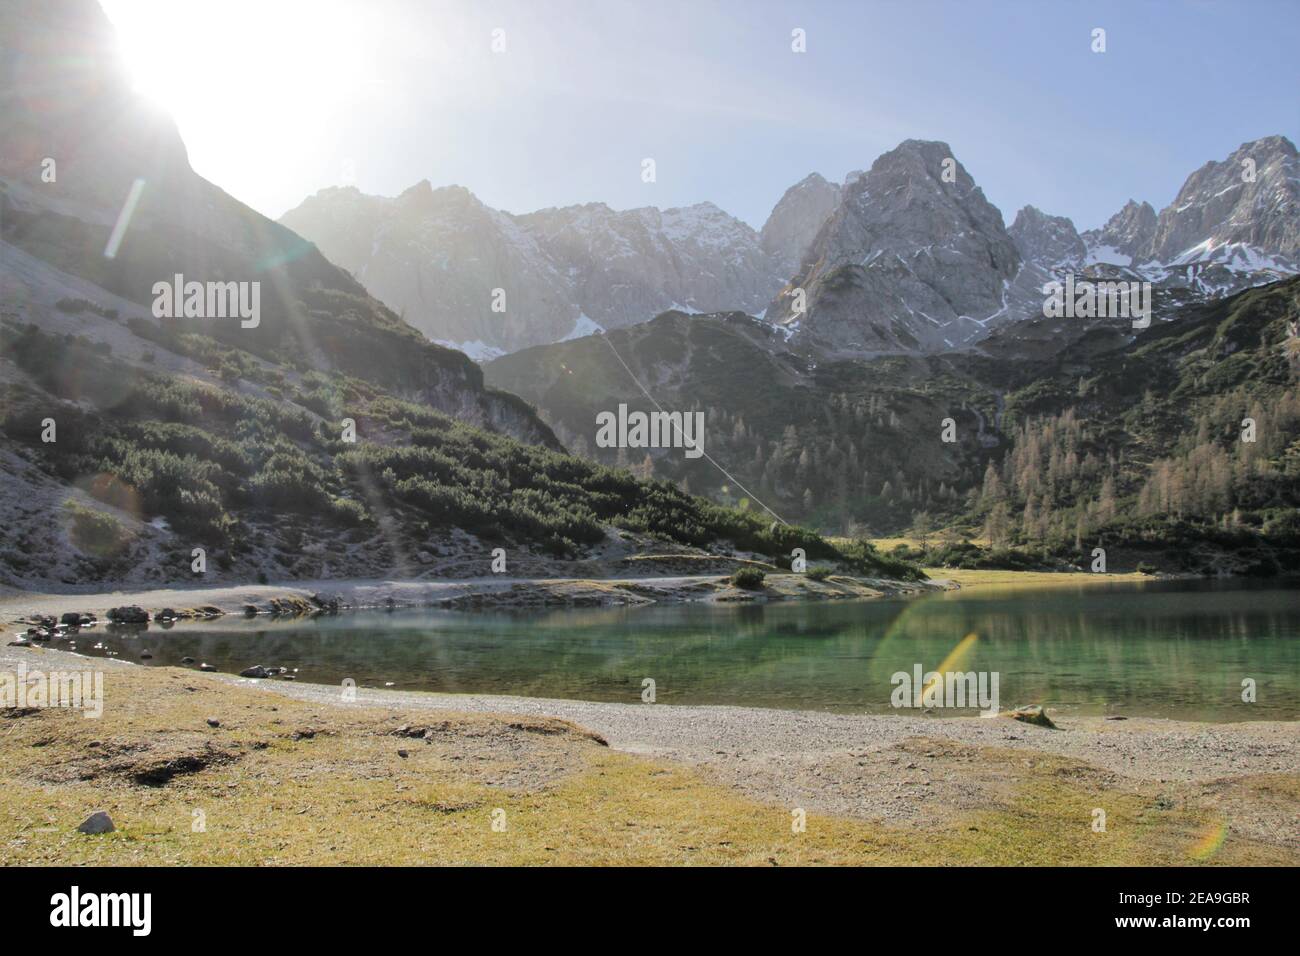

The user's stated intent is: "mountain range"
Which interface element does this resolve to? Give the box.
[280,184,789,358]
[282,136,1300,359]
[2,0,1296,584]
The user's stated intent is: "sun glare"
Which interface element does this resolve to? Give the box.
[100,0,367,125]
[98,0,378,213]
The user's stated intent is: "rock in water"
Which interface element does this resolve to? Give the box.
[240,665,272,678]
[107,606,149,624]
[77,811,115,834]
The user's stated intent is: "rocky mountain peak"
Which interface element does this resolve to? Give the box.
[395,180,484,215]
[768,139,1021,353]
[1081,199,1158,264]
[1144,135,1299,268]
[281,186,786,354]
[1009,205,1086,270]
[759,172,842,275]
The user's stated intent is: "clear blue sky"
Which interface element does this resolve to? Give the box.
[104,0,1300,231]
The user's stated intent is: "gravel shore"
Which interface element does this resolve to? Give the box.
[5,640,1296,846]
[250,677,1300,824]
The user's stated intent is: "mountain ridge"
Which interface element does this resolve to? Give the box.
[285,133,1298,361]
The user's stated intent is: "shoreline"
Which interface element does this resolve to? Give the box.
[0,563,1209,626]
[0,572,940,625]
[3,642,1297,864]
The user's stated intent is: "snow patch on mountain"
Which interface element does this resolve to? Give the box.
[560,313,605,342]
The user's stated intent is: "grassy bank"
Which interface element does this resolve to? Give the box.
[2,653,1291,866]
[926,568,1151,589]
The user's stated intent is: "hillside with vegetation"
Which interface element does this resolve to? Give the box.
[0,312,916,587]
[487,278,1300,575]
[965,277,1300,575]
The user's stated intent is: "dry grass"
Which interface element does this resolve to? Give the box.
[923,567,1150,590]
[0,662,1289,866]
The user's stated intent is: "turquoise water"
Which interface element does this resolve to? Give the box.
[79,579,1299,720]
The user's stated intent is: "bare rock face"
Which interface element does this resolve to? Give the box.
[759,172,842,277]
[1143,135,1299,270]
[282,189,785,355]
[767,140,1022,353]
[280,182,578,358]
[519,200,782,330]
[1081,200,1158,265]
[1009,206,1086,272]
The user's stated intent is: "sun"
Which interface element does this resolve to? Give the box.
[97,0,375,213]
[99,0,366,127]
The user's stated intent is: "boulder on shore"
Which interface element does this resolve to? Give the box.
[76,811,115,835]
[1006,704,1057,728]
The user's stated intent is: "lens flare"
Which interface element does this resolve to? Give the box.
[1187,819,1228,861]
[920,631,980,700]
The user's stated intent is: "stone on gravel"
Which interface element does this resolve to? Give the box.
[1007,705,1057,729]
[76,811,115,835]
